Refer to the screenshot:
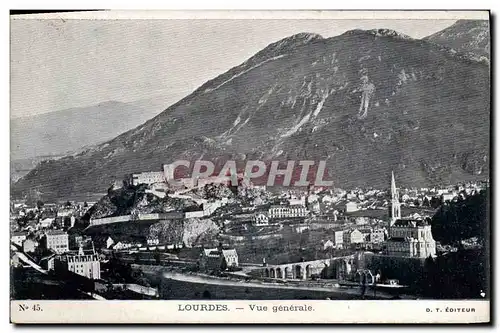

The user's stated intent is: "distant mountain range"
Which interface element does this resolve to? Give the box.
[12,21,490,200]
[11,99,168,160]
[424,19,490,59]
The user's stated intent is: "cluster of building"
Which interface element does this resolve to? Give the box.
[10,200,95,233]
[11,226,102,280]
[321,227,387,251]
[199,244,239,272]
[11,163,487,294]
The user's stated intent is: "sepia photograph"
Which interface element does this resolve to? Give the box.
[9,10,490,324]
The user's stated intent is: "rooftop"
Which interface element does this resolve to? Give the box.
[393,218,431,227]
[46,229,68,236]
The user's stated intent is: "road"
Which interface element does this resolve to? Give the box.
[136,264,394,299]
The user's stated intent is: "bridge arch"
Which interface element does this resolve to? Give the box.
[295,265,303,280]
[284,266,290,279]
[321,263,329,279]
[355,270,375,285]
[270,268,276,278]
[276,267,282,279]
[305,264,311,279]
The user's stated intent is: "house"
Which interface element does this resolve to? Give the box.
[106,236,115,249]
[321,232,344,250]
[69,234,92,250]
[323,230,344,249]
[54,247,101,280]
[323,240,334,250]
[308,201,321,214]
[43,230,69,254]
[369,228,386,243]
[252,213,269,226]
[344,229,364,245]
[112,242,133,251]
[333,230,344,248]
[288,197,306,206]
[441,193,457,203]
[57,208,74,218]
[345,201,359,213]
[359,228,372,242]
[40,253,56,271]
[40,218,55,228]
[292,224,310,233]
[200,245,239,272]
[22,238,38,253]
[11,231,27,247]
[147,237,160,246]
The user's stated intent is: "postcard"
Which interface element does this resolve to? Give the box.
[10,10,490,324]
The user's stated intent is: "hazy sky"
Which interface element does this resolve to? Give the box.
[10,18,455,118]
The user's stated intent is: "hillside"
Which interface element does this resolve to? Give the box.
[84,184,200,220]
[11,99,167,160]
[13,28,490,200]
[424,20,490,60]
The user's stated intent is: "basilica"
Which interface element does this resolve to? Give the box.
[385,172,437,259]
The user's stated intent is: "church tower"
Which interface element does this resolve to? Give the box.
[388,171,401,228]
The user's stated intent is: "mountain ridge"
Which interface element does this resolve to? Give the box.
[13,25,490,200]
[423,20,490,60]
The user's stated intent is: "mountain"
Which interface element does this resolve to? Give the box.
[11,99,167,160]
[424,20,490,60]
[13,29,490,200]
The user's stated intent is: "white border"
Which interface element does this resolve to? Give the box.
[10,10,489,20]
[3,1,497,330]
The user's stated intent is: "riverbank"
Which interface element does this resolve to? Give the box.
[135,264,397,300]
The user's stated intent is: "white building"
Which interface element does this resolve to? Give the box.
[289,197,306,206]
[11,232,27,247]
[345,201,359,213]
[268,204,308,219]
[441,193,457,203]
[252,213,269,226]
[333,230,344,248]
[147,237,160,246]
[323,230,344,249]
[106,236,115,249]
[112,242,134,251]
[131,171,165,186]
[57,209,74,218]
[54,247,101,280]
[44,230,69,254]
[23,238,38,253]
[344,229,364,244]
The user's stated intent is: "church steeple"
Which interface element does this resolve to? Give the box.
[391,171,397,200]
[389,171,401,228]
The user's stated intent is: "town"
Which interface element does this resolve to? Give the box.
[10,165,488,300]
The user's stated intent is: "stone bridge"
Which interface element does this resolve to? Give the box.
[255,255,358,281]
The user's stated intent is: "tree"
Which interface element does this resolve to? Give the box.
[36,200,44,209]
